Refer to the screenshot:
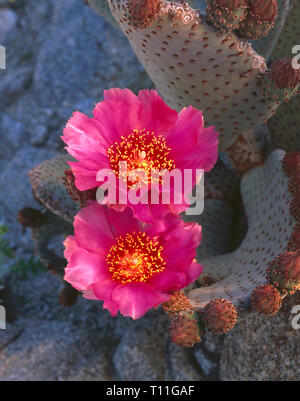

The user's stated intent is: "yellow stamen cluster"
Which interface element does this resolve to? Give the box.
[107,129,175,187]
[106,231,166,284]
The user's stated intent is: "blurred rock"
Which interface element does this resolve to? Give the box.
[30,124,48,146]
[220,293,300,381]
[0,67,32,110]
[0,318,114,381]
[33,0,152,108]
[0,8,17,42]
[0,147,58,252]
[166,342,204,381]
[113,312,169,381]
[0,114,27,150]
[0,322,23,351]
[194,348,218,379]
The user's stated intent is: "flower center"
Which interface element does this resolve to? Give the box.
[106,231,166,284]
[107,129,175,187]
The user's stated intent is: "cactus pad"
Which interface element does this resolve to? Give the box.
[187,150,295,311]
[107,0,298,152]
[28,155,80,223]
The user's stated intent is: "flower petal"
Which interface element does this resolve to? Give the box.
[92,279,120,316]
[67,161,100,191]
[166,106,203,154]
[148,271,186,291]
[111,283,170,319]
[105,206,140,238]
[74,202,114,253]
[137,89,177,133]
[174,125,219,172]
[63,236,77,261]
[64,248,108,291]
[93,88,144,143]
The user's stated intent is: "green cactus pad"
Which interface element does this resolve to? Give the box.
[267,1,300,152]
[268,95,300,152]
[187,150,295,311]
[108,0,291,150]
[28,154,80,223]
[225,125,271,175]
[271,0,300,60]
[253,0,290,60]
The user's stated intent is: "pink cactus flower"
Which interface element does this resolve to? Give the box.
[63,201,202,319]
[62,88,219,223]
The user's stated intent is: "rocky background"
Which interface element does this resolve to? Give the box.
[0,0,299,381]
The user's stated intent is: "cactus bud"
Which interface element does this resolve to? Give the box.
[282,152,300,177]
[64,169,96,207]
[201,298,237,334]
[267,252,300,294]
[58,283,79,307]
[162,291,192,317]
[271,58,300,90]
[248,0,278,22]
[250,284,282,315]
[238,0,278,40]
[18,207,47,229]
[169,310,202,348]
[259,59,300,102]
[206,0,249,31]
[127,0,161,28]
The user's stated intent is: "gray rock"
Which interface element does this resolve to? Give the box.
[0,323,23,351]
[0,146,57,213]
[0,147,58,251]
[0,113,27,149]
[113,312,169,381]
[0,0,15,6]
[30,124,48,146]
[0,114,27,172]
[166,342,204,381]
[33,0,152,108]
[0,318,114,381]
[0,9,17,42]
[194,349,218,378]
[0,67,32,110]
[220,293,300,381]
[192,334,224,380]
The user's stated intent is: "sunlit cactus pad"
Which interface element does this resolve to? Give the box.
[106,0,299,152]
[268,95,300,152]
[267,0,300,152]
[29,155,79,223]
[187,150,295,311]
